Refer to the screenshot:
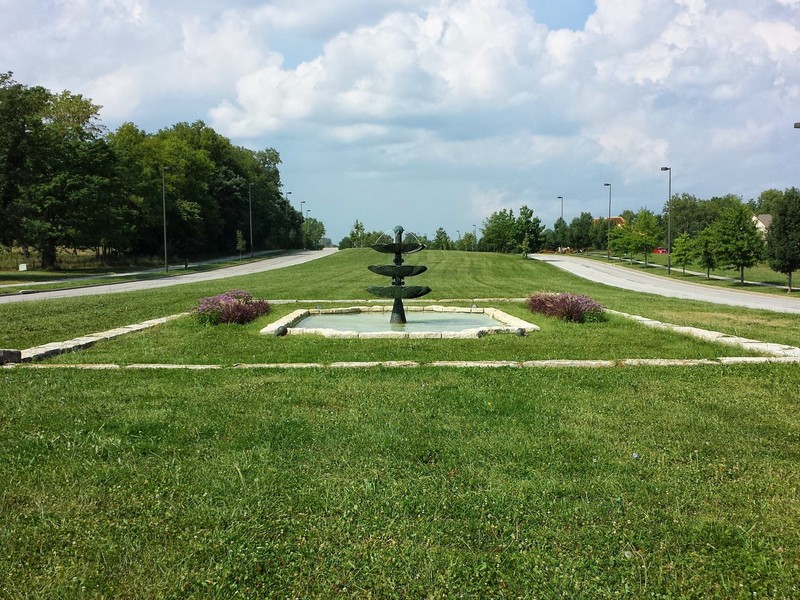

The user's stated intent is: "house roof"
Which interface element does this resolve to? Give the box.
[753,214,772,229]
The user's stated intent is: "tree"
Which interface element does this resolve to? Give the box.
[1,73,50,248]
[589,218,608,251]
[457,231,477,252]
[714,203,764,285]
[567,212,594,251]
[481,209,516,253]
[430,227,452,250]
[301,217,325,249]
[552,218,568,251]
[630,208,663,267]
[670,232,693,274]
[749,188,783,216]
[515,205,545,255]
[693,227,719,279]
[1,74,310,266]
[766,187,800,292]
[609,223,639,262]
[235,229,246,259]
[342,220,366,248]
[4,80,115,268]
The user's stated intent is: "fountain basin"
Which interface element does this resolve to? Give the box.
[261,305,539,339]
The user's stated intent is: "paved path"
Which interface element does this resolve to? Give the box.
[532,254,800,315]
[0,248,338,305]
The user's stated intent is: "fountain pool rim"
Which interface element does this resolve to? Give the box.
[260,305,539,339]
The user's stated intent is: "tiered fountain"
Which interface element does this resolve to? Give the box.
[366,225,431,324]
[261,224,539,337]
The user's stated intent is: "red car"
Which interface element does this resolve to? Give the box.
[653,247,668,254]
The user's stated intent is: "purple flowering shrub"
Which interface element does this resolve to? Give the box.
[194,289,271,325]
[526,292,607,323]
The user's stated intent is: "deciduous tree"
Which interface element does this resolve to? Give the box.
[766,187,800,292]
[714,203,763,285]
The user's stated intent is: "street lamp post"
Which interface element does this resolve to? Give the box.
[300,200,305,222]
[604,183,612,260]
[661,166,672,274]
[248,183,254,258]
[558,196,563,221]
[161,165,169,272]
[473,224,477,251]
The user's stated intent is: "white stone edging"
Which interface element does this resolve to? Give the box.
[259,305,539,339]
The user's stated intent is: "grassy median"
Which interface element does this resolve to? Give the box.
[2,249,799,596]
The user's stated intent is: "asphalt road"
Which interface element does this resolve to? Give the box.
[0,248,338,305]
[532,254,800,315]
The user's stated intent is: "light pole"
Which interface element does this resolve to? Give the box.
[558,196,563,221]
[473,224,477,251]
[661,166,672,274]
[300,200,305,222]
[604,183,612,260]
[248,183,254,258]
[161,165,169,272]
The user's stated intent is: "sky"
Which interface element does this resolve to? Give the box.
[3,0,800,244]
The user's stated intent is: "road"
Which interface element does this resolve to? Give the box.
[0,248,338,305]
[532,254,800,315]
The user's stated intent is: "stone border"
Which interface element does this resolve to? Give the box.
[0,313,189,364]
[259,305,540,339]
[608,310,800,358]
[7,356,800,370]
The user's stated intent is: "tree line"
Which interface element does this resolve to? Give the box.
[340,189,800,291]
[0,72,319,269]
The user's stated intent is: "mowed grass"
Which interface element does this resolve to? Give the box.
[1,366,799,597]
[3,249,800,596]
[43,304,763,366]
[3,249,800,351]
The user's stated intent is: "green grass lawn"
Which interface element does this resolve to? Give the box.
[2,249,800,597]
[2,366,799,597]
[3,249,800,351]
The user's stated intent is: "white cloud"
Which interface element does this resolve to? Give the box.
[4,0,800,241]
[211,0,550,134]
[710,120,775,152]
[587,117,669,179]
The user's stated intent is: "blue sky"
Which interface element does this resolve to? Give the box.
[3,0,800,243]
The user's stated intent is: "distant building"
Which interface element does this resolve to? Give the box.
[752,214,772,238]
[592,216,626,227]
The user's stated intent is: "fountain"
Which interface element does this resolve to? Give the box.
[260,225,539,338]
[366,225,431,324]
